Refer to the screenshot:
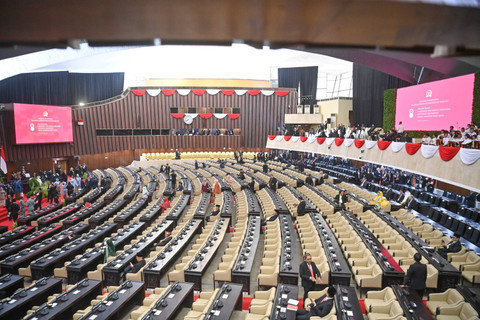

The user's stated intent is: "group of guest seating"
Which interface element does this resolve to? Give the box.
[142,151,257,160]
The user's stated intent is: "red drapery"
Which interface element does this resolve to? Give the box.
[131,89,146,96]
[228,114,240,120]
[335,138,344,146]
[405,143,421,155]
[377,141,392,150]
[284,136,292,141]
[439,146,460,161]
[300,136,308,142]
[171,113,185,119]
[275,90,290,97]
[161,89,176,96]
[268,135,276,140]
[221,89,235,96]
[192,89,206,96]
[354,140,365,148]
[199,113,213,119]
[317,137,326,144]
[247,90,261,96]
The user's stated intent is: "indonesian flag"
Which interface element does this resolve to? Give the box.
[0,145,6,174]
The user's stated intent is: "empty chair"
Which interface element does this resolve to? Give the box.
[450,252,480,270]
[367,300,403,320]
[461,261,480,285]
[364,287,397,310]
[436,302,478,320]
[426,288,465,314]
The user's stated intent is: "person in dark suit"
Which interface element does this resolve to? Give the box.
[295,196,306,217]
[438,233,462,259]
[305,175,313,186]
[260,209,279,229]
[268,175,277,191]
[248,178,255,192]
[396,190,405,203]
[403,253,427,298]
[334,190,348,206]
[316,171,325,186]
[263,163,269,173]
[299,253,321,302]
[296,286,335,319]
[122,253,146,280]
[360,177,368,188]
[405,195,417,210]
[206,204,221,222]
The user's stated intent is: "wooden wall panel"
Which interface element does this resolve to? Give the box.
[0,88,296,163]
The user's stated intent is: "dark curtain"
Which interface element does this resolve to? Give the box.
[278,66,318,107]
[353,63,410,127]
[0,72,124,106]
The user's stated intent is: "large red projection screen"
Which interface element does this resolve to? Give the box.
[13,103,73,144]
[395,74,474,131]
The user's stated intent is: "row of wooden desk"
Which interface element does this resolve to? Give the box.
[37,202,83,229]
[62,201,106,228]
[17,203,62,226]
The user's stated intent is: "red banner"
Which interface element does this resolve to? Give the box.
[221,89,235,96]
[275,90,290,97]
[377,140,392,150]
[171,113,185,119]
[192,89,206,96]
[248,90,261,96]
[439,146,460,161]
[199,113,213,119]
[335,138,344,146]
[228,114,240,120]
[300,136,308,142]
[354,140,365,148]
[317,137,326,144]
[131,89,146,96]
[268,135,276,140]
[162,89,176,96]
[405,143,421,155]
[284,136,292,141]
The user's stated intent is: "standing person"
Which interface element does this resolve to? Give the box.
[248,178,255,192]
[201,178,210,193]
[10,201,20,223]
[25,196,35,214]
[67,181,74,197]
[19,198,26,216]
[195,160,199,170]
[61,181,67,199]
[170,171,177,189]
[5,194,13,215]
[0,185,5,208]
[403,253,427,298]
[305,175,313,186]
[34,191,43,210]
[299,253,321,302]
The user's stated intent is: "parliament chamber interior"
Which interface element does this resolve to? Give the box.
[0,1,480,319]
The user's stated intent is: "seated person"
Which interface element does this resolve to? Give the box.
[206,204,221,222]
[438,233,462,259]
[296,286,336,319]
[334,190,348,206]
[260,209,279,232]
[122,253,145,280]
[370,191,390,208]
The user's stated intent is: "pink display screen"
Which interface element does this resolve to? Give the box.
[13,103,73,144]
[395,74,474,131]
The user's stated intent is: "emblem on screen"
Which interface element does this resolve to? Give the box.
[409,109,414,118]
[30,123,35,131]
[43,111,48,117]
[426,90,432,98]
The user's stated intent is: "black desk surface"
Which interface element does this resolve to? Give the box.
[37,202,83,228]
[23,279,103,320]
[144,219,202,288]
[0,277,62,320]
[166,194,190,221]
[0,274,23,298]
[456,285,480,316]
[220,191,235,218]
[193,192,211,219]
[270,284,299,320]
[62,201,106,228]
[110,220,147,251]
[103,220,173,286]
[139,281,194,320]
[265,187,290,214]
[30,222,116,279]
[66,245,105,284]
[205,283,243,320]
[0,224,63,261]
[309,212,351,285]
[334,285,364,320]
[0,226,35,247]
[89,199,129,226]
[17,203,62,226]
[114,195,148,226]
[340,211,405,284]
[232,216,261,291]
[244,188,261,215]
[78,280,145,320]
[279,214,299,284]
[391,284,434,320]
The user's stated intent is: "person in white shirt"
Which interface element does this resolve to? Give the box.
[397,121,404,133]
[422,134,432,145]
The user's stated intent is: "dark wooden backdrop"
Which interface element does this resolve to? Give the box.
[0,88,296,172]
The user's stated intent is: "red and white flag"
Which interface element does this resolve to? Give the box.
[0,145,6,174]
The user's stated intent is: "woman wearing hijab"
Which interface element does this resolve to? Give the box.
[104,239,116,263]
